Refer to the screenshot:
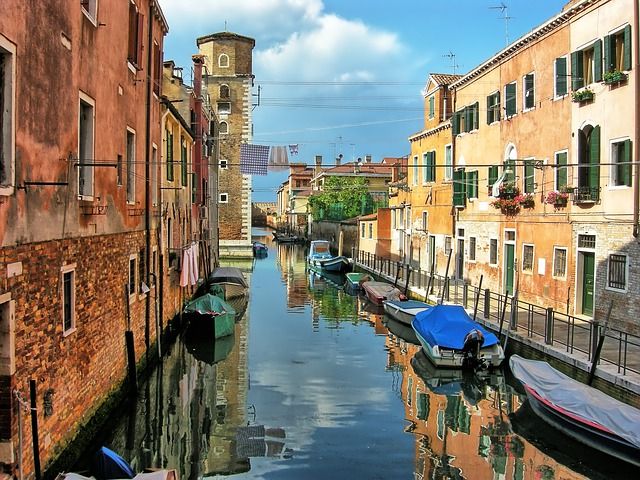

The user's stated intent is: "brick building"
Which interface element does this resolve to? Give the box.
[0,0,171,476]
[197,32,256,258]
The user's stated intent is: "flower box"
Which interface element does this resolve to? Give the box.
[571,89,594,103]
[544,190,569,207]
[603,70,627,85]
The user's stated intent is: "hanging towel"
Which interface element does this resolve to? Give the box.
[180,248,191,287]
[189,243,199,286]
[268,146,289,171]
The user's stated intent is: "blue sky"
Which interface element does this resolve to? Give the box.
[161,0,568,201]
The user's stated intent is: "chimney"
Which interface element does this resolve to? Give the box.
[336,153,343,167]
[365,154,372,163]
[315,155,322,177]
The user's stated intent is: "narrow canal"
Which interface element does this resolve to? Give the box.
[76,229,637,479]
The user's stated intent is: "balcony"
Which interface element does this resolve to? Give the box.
[570,186,600,204]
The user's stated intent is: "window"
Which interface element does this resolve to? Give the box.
[571,41,602,89]
[61,264,76,334]
[577,125,600,200]
[368,223,373,239]
[489,239,498,265]
[523,73,535,110]
[78,94,95,198]
[505,82,517,117]
[423,151,436,182]
[445,236,452,256]
[219,192,228,203]
[116,154,123,186]
[218,54,229,68]
[522,245,534,272]
[422,211,428,231]
[453,169,466,207]
[469,237,476,261]
[412,155,419,185]
[0,37,16,196]
[126,129,135,203]
[553,247,567,277]
[607,254,627,290]
[486,91,500,124]
[488,165,499,194]
[555,56,568,97]
[428,95,435,119]
[219,159,228,169]
[555,150,568,190]
[611,139,632,187]
[361,222,365,238]
[444,144,453,181]
[451,103,478,135]
[219,121,228,134]
[128,255,137,299]
[152,146,158,206]
[220,84,230,99]
[127,1,143,68]
[153,41,161,96]
[181,136,188,187]
[466,170,478,199]
[578,234,596,249]
[81,0,98,24]
[218,102,231,115]
[505,230,515,242]
[604,25,632,74]
[524,160,535,194]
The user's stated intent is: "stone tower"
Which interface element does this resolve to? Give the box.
[197,32,255,258]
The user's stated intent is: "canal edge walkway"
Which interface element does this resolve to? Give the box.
[355,260,640,400]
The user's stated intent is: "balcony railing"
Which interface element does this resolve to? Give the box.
[571,186,600,204]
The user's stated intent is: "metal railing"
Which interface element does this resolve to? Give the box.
[354,249,640,376]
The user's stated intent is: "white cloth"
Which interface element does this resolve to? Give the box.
[189,243,199,285]
[491,170,508,197]
[180,247,191,287]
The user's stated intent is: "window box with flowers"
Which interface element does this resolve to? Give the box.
[518,194,535,209]
[491,190,535,215]
[571,88,594,103]
[603,70,627,85]
[497,182,520,199]
[544,190,569,207]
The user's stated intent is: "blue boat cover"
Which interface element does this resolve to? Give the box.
[91,446,135,479]
[412,304,498,349]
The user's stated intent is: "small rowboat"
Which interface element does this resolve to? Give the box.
[361,281,403,306]
[383,299,431,325]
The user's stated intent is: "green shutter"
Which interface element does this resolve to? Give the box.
[486,94,492,124]
[166,131,174,181]
[603,34,612,73]
[622,139,632,187]
[473,102,479,130]
[556,57,567,96]
[594,39,603,82]
[181,140,188,187]
[429,95,435,118]
[556,151,567,189]
[488,165,498,187]
[429,151,436,182]
[524,74,534,109]
[453,169,466,207]
[524,161,534,193]
[452,111,460,135]
[571,51,584,90]
[495,91,500,121]
[506,83,516,116]
[464,106,471,132]
[623,24,632,70]
[589,126,600,189]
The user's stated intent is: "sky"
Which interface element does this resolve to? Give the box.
[160,0,568,201]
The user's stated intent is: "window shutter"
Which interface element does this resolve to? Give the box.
[524,161,535,193]
[429,96,435,118]
[524,74,534,109]
[622,139,632,187]
[556,152,567,189]
[181,141,188,187]
[166,131,173,181]
[451,111,459,135]
[506,83,516,116]
[430,151,436,182]
[555,57,567,96]
[473,102,479,130]
[127,3,137,63]
[453,170,466,207]
[623,24,632,70]
[464,106,471,132]
[593,39,602,82]
[136,13,145,67]
[603,35,612,73]
[571,51,583,90]
[589,126,600,189]
[486,94,492,124]
[488,165,498,187]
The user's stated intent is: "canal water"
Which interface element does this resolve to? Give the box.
[76,229,638,479]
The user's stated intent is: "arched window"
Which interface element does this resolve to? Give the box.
[219,84,230,99]
[218,54,229,68]
[577,124,600,201]
[219,121,228,134]
[504,144,517,184]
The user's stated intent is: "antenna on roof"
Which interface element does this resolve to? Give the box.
[442,51,459,74]
[490,2,513,46]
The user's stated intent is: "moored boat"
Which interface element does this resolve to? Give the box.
[510,355,640,467]
[253,241,268,257]
[204,266,248,299]
[361,280,403,306]
[383,298,431,325]
[183,293,236,339]
[411,304,504,369]
[307,240,351,273]
[344,272,372,292]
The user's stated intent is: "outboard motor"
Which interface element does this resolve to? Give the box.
[462,329,485,368]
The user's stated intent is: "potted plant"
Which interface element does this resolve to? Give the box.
[491,197,521,215]
[518,193,535,209]
[571,87,594,102]
[603,69,627,85]
[498,182,520,199]
[544,190,569,207]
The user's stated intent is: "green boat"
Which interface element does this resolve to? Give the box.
[345,272,372,291]
[183,293,236,339]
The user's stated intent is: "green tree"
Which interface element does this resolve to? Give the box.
[308,176,372,220]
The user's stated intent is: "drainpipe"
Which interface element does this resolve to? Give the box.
[144,0,154,360]
[633,0,640,238]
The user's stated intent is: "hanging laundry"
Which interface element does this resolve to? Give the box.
[288,144,299,155]
[268,146,289,171]
[240,143,270,176]
[180,247,191,287]
[189,243,199,286]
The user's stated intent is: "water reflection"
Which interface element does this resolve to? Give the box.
[78,235,637,479]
